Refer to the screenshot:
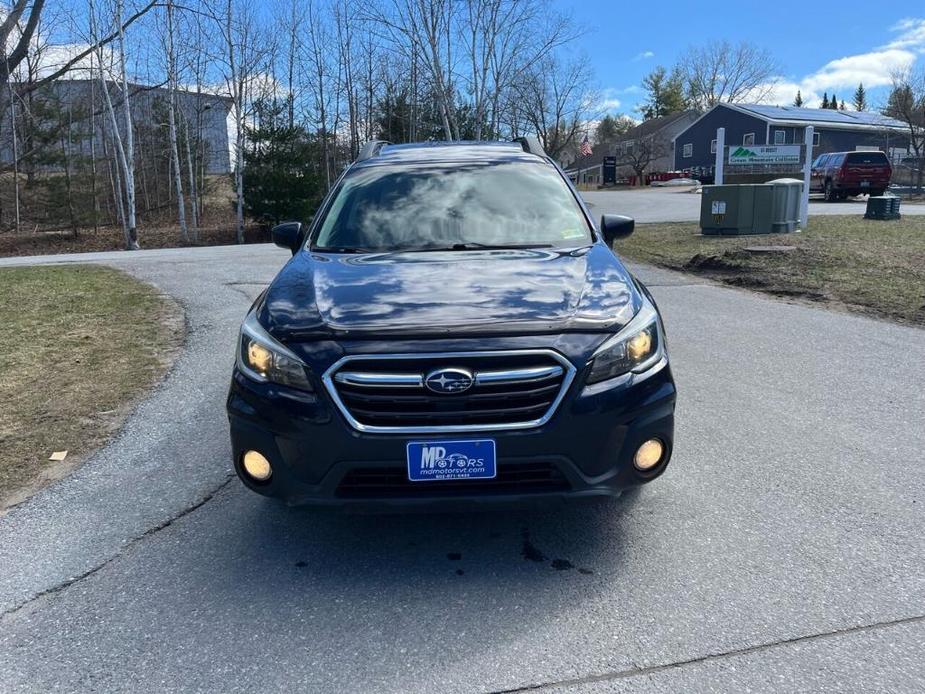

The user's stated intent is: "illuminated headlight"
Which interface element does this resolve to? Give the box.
[586,299,665,384]
[237,312,314,391]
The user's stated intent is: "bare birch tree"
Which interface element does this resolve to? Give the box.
[517,53,596,161]
[679,40,779,111]
[114,0,138,247]
[161,0,188,241]
[219,0,270,243]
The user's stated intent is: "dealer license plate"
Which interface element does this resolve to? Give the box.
[406,439,496,482]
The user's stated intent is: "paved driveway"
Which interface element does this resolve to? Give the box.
[582,187,925,223]
[0,245,923,692]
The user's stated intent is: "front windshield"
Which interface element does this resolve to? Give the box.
[312,161,592,251]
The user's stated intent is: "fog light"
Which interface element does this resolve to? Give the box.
[242,450,272,481]
[634,438,664,471]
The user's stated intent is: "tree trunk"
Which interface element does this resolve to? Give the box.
[96,54,133,248]
[165,0,188,242]
[6,82,21,233]
[183,113,199,240]
[116,0,139,248]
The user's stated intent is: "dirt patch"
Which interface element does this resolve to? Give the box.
[0,265,184,512]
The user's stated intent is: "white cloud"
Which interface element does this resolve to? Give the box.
[886,18,925,51]
[746,16,925,108]
[801,49,914,93]
[632,50,654,62]
[597,86,625,113]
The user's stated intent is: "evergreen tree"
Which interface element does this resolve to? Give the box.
[853,82,867,111]
[840,100,846,110]
[793,90,804,107]
[829,92,839,109]
[821,92,829,109]
[640,65,688,119]
[242,99,326,225]
[595,114,635,144]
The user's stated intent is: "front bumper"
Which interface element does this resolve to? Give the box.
[226,348,676,509]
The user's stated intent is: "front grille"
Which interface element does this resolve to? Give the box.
[323,350,576,433]
[336,462,571,498]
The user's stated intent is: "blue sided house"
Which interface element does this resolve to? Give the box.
[672,103,911,172]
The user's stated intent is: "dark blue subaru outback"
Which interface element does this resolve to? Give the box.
[226,139,676,507]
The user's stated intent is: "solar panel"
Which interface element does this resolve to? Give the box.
[736,104,904,128]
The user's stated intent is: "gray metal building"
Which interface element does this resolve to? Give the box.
[1,79,233,175]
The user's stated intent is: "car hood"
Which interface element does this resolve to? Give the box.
[258,245,639,341]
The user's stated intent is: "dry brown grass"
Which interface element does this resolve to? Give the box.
[0,265,183,510]
[618,214,925,326]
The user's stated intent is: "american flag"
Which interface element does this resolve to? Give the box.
[580,134,593,157]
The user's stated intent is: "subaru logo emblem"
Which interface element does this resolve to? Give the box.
[424,368,474,395]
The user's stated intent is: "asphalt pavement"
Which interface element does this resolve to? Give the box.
[582,187,925,223]
[0,239,923,692]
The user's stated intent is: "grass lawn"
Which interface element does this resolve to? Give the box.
[0,265,182,511]
[618,214,925,327]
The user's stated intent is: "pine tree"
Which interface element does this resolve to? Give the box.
[793,90,804,107]
[840,100,846,110]
[821,92,829,109]
[640,66,688,120]
[829,92,839,109]
[853,82,867,111]
[242,99,326,225]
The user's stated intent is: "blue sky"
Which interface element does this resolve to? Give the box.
[554,1,925,116]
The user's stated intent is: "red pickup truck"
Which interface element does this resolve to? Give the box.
[810,150,892,201]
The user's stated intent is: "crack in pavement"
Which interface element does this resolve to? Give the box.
[0,474,235,622]
[489,612,925,693]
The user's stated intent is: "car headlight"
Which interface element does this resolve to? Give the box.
[586,299,665,384]
[237,312,314,391]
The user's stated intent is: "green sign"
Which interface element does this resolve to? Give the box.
[728,145,801,165]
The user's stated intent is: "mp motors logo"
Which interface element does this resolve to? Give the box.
[420,446,484,472]
[407,439,496,481]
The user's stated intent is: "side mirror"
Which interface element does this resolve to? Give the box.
[272,221,303,255]
[600,214,634,246]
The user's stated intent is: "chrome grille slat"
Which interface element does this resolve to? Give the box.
[334,372,423,387]
[474,365,564,385]
[322,350,576,434]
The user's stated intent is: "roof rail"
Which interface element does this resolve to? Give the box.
[357,140,390,161]
[513,136,547,158]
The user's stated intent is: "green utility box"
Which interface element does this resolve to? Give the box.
[864,196,901,220]
[700,185,774,235]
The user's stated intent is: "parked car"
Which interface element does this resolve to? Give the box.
[810,150,892,201]
[226,139,677,509]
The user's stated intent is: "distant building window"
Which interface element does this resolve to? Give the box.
[710,139,717,154]
[743,133,755,146]
[683,143,693,158]
[813,132,821,146]
[774,130,786,144]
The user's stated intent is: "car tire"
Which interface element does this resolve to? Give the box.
[824,181,837,202]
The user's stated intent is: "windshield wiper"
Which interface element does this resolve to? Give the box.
[406,242,556,252]
[311,246,373,254]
